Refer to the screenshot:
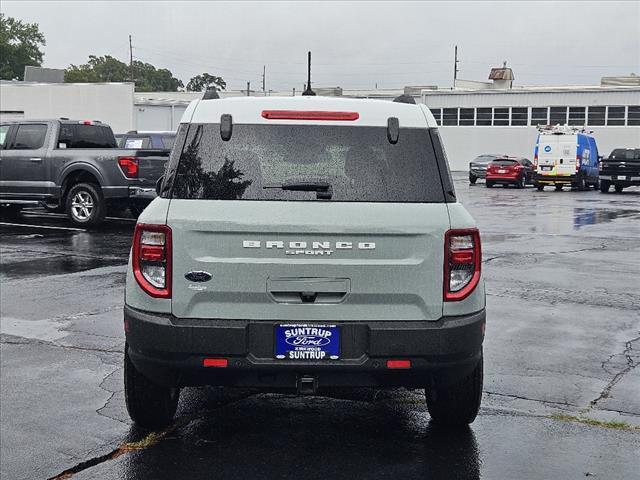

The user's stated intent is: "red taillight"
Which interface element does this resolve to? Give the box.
[203,358,228,368]
[387,360,411,369]
[261,110,359,121]
[576,155,581,171]
[444,228,481,301]
[132,224,171,298]
[118,156,139,178]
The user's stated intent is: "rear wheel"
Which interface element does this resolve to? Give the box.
[614,184,624,193]
[516,175,526,189]
[575,173,587,191]
[485,181,494,188]
[555,184,563,191]
[536,183,545,191]
[124,344,180,429]
[426,353,483,426]
[469,174,477,185]
[591,178,600,190]
[600,180,611,193]
[65,183,106,227]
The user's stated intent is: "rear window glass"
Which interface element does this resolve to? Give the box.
[57,124,117,148]
[610,149,640,161]
[13,124,47,149]
[169,124,445,203]
[492,159,518,166]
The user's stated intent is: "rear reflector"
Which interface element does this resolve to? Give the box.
[203,358,228,368]
[261,110,359,121]
[386,360,411,369]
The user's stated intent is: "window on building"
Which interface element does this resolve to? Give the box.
[588,106,606,126]
[549,107,567,125]
[511,107,528,126]
[459,108,474,126]
[12,124,47,150]
[568,107,586,126]
[531,107,548,126]
[627,106,640,126]
[493,108,509,126]
[442,108,458,126]
[607,106,625,126]
[430,108,442,126]
[476,108,492,126]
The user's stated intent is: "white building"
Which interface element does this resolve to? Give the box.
[422,85,640,170]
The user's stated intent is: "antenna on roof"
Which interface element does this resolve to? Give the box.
[302,51,316,96]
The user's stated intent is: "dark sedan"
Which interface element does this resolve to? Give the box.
[469,154,499,184]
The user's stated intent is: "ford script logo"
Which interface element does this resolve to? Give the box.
[285,335,331,347]
[184,271,212,282]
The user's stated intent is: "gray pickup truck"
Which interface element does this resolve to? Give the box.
[0,119,170,226]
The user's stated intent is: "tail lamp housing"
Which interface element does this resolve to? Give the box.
[132,224,172,298]
[118,156,139,178]
[444,228,481,301]
[575,155,581,172]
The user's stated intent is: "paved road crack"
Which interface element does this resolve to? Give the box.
[590,334,639,408]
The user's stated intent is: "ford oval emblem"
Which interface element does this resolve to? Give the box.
[184,271,212,282]
[285,335,331,347]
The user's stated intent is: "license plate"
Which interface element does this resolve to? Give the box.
[614,176,628,181]
[275,324,340,360]
[498,169,506,174]
[541,166,552,171]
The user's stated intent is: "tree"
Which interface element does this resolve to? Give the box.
[186,73,226,92]
[65,55,183,91]
[0,14,46,80]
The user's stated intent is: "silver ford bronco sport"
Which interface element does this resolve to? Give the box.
[124,96,486,428]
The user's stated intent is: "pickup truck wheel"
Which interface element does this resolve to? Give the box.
[426,353,483,426]
[124,344,179,429]
[614,184,624,193]
[600,180,610,193]
[66,183,106,226]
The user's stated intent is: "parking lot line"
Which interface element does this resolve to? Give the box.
[0,222,85,232]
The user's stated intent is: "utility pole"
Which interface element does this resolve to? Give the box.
[262,65,266,93]
[302,51,315,96]
[453,44,459,89]
[129,35,134,84]
[246,81,250,96]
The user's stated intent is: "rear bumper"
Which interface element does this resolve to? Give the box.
[124,305,485,389]
[535,174,576,184]
[600,175,640,186]
[487,174,518,183]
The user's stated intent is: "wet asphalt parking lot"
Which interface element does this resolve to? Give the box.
[1,173,639,480]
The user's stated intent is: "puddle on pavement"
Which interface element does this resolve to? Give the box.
[0,317,70,342]
[0,255,125,280]
[573,208,640,229]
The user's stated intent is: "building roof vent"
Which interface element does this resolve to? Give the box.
[488,62,514,81]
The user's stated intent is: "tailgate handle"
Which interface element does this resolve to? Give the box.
[267,278,350,304]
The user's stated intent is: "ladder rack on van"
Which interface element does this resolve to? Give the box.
[536,124,593,135]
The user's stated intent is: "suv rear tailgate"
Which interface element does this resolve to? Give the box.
[168,200,448,321]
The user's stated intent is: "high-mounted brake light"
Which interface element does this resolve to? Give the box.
[444,228,481,301]
[387,360,411,369]
[203,358,228,368]
[261,110,359,121]
[132,224,172,298]
[118,156,139,178]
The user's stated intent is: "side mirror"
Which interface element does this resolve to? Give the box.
[156,175,164,196]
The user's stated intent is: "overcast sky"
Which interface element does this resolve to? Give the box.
[3,1,639,91]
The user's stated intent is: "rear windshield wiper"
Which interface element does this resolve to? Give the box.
[264,181,333,199]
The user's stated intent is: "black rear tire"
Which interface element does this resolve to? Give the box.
[124,344,180,429]
[536,184,544,191]
[614,184,624,193]
[65,183,106,227]
[516,175,526,189]
[600,180,610,193]
[426,353,483,426]
[591,178,600,190]
[469,174,477,185]
[555,184,563,191]
[485,181,494,188]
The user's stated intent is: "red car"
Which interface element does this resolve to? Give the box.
[486,157,535,188]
